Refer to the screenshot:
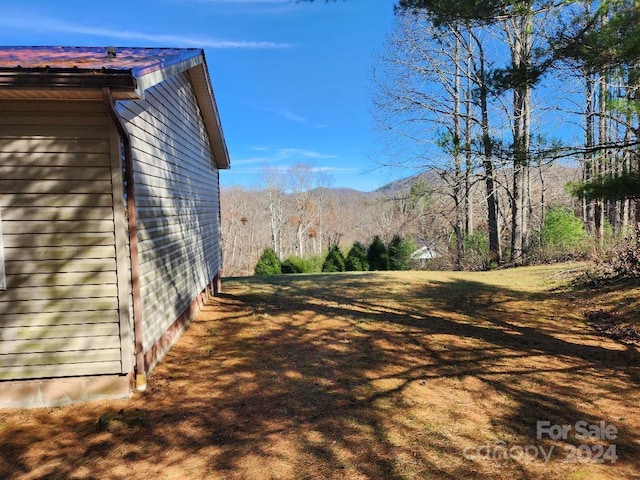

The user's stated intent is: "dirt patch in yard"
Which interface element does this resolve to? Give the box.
[579,276,640,346]
[1,264,639,479]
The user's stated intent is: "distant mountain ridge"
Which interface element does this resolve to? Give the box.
[374,170,443,196]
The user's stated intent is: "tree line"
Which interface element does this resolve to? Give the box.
[220,162,578,276]
[371,0,639,267]
[220,165,433,277]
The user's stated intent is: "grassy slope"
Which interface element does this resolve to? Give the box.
[1,262,639,480]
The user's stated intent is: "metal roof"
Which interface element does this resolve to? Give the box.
[410,246,440,260]
[0,46,202,77]
[0,46,204,96]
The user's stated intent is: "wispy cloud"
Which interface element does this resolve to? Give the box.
[244,103,311,124]
[190,0,291,3]
[228,146,356,185]
[174,0,294,8]
[225,151,358,188]
[234,147,338,166]
[276,148,339,160]
[278,108,307,124]
[227,164,356,177]
[0,12,293,49]
[164,0,299,16]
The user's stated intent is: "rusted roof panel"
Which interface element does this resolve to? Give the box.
[0,46,202,78]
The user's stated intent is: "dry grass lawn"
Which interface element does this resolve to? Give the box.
[1,263,639,479]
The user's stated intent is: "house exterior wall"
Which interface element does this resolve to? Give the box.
[117,70,222,361]
[0,206,5,291]
[0,100,134,383]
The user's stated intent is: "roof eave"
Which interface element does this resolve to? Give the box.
[134,54,202,98]
[0,69,137,90]
[187,60,230,170]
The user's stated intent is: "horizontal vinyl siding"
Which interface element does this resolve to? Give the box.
[118,71,221,352]
[0,101,123,380]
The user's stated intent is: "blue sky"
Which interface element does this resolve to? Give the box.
[0,0,401,191]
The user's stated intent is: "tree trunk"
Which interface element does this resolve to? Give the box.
[584,71,596,235]
[539,164,546,226]
[508,11,532,265]
[595,71,608,247]
[453,27,465,269]
[465,37,474,236]
[476,34,501,264]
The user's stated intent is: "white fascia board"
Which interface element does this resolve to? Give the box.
[188,64,230,170]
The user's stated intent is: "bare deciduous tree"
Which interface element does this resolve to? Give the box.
[260,165,287,258]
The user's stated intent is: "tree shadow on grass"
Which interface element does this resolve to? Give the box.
[1,271,639,479]
[236,274,640,473]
